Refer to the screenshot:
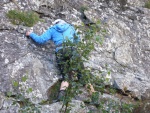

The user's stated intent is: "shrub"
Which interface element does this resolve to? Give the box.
[6,10,40,27]
[145,0,150,9]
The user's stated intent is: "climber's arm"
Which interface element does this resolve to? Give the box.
[26,28,53,44]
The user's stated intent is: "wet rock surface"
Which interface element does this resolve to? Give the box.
[0,0,150,112]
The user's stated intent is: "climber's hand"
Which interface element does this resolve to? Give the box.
[26,29,33,37]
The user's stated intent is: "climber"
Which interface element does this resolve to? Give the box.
[26,19,95,101]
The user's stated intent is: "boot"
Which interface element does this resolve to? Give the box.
[53,90,66,102]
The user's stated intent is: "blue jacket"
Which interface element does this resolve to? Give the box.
[29,23,80,52]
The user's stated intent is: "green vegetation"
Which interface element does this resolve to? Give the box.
[145,0,150,9]
[6,75,40,113]
[6,10,40,27]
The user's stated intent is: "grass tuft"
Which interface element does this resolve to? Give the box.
[145,0,150,9]
[6,10,40,27]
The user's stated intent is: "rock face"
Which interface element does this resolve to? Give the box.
[83,0,150,100]
[0,0,150,112]
[41,100,88,113]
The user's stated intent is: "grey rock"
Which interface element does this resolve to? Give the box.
[84,0,150,100]
[0,0,150,112]
[0,93,5,110]
[41,100,89,113]
[0,96,19,113]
